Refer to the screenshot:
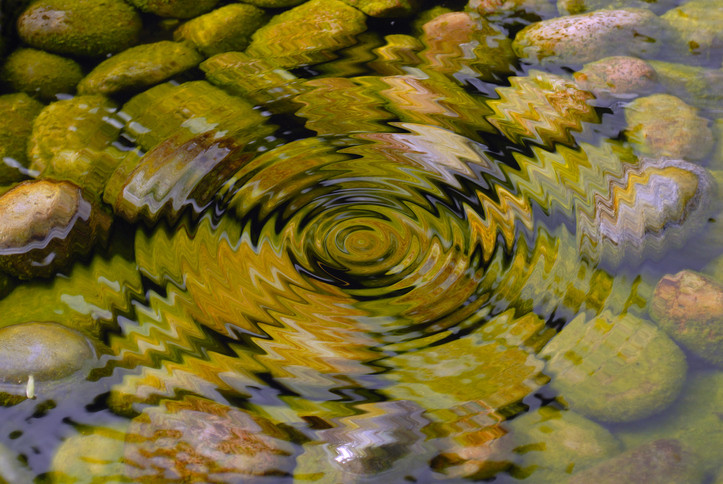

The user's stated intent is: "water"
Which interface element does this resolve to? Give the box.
[0,0,721,482]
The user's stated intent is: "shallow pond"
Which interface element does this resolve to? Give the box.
[0,0,721,482]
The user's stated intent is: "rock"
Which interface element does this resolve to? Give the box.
[649,60,723,112]
[649,270,723,366]
[0,180,111,279]
[126,0,218,18]
[17,0,141,57]
[624,94,714,161]
[246,0,367,69]
[124,396,296,482]
[339,0,417,17]
[235,0,305,7]
[27,95,120,175]
[469,0,557,20]
[0,321,96,384]
[120,80,269,152]
[540,311,687,422]
[419,11,515,81]
[573,56,657,99]
[0,48,83,100]
[51,424,128,484]
[173,4,266,58]
[77,41,202,96]
[614,370,723,475]
[557,0,678,15]
[0,92,43,184]
[513,8,663,66]
[508,407,623,482]
[661,0,723,65]
[568,439,704,484]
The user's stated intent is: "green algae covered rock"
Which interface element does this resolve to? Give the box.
[508,407,622,482]
[661,0,723,65]
[120,80,269,152]
[540,311,687,423]
[649,270,723,367]
[557,0,678,15]
[513,8,663,66]
[27,95,120,175]
[0,92,43,184]
[51,424,128,484]
[126,0,218,18]
[173,4,266,58]
[78,41,202,96]
[568,439,704,484]
[17,0,142,57]
[0,180,112,280]
[340,0,417,17]
[0,48,83,100]
[624,94,714,161]
[246,0,367,69]
[573,56,657,99]
[614,370,723,475]
[649,60,723,111]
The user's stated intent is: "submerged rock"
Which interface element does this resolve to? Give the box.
[513,8,663,66]
[246,0,367,69]
[17,0,141,57]
[51,424,128,484]
[0,48,83,100]
[173,4,266,58]
[77,41,203,96]
[649,270,723,367]
[573,56,657,99]
[124,396,296,482]
[540,311,687,422]
[569,439,704,484]
[0,180,111,279]
[661,0,723,65]
[0,92,43,184]
[340,0,417,17]
[649,60,723,111]
[624,94,714,161]
[508,407,622,482]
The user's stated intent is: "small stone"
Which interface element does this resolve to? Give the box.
[649,60,723,111]
[51,425,128,484]
[17,0,141,57]
[624,94,714,161]
[77,41,202,96]
[568,439,704,484]
[246,0,367,69]
[27,95,120,175]
[0,48,83,100]
[0,322,96,383]
[124,396,296,482]
[574,56,657,99]
[508,407,623,481]
[513,8,663,66]
[126,0,219,18]
[0,92,43,184]
[649,270,723,367]
[0,180,111,279]
[540,311,687,422]
[173,4,266,58]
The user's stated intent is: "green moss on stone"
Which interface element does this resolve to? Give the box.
[0,48,83,100]
[126,0,219,18]
[0,92,43,184]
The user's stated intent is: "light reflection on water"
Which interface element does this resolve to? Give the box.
[0,0,722,482]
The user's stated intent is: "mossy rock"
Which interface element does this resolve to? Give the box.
[540,311,687,423]
[173,4,266,58]
[340,0,417,17]
[17,0,141,57]
[27,95,120,174]
[246,0,367,69]
[0,48,83,100]
[77,41,202,95]
[0,92,43,184]
[507,407,623,482]
[126,0,219,18]
[573,56,658,99]
[50,424,128,484]
[649,60,723,112]
[660,0,723,65]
